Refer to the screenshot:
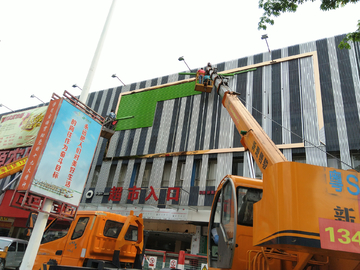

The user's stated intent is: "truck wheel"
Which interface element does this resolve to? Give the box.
[0,259,5,270]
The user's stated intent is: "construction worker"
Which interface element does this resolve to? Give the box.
[197,68,205,84]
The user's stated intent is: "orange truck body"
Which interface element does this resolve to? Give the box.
[203,64,360,269]
[33,210,144,270]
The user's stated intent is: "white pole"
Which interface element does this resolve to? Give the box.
[19,199,52,270]
[79,0,118,103]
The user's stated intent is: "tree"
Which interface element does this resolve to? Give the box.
[258,0,360,49]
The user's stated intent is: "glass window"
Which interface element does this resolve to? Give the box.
[106,165,117,187]
[104,220,124,238]
[125,225,138,241]
[117,164,128,187]
[141,163,152,188]
[161,162,172,188]
[175,162,185,187]
[237,187,262,226]
[8,242,16,252]
[90,165,101,188]
[221,182,235,240]
[207,160,217,186]
[232,157,243,176]
[41,219,72,244]
[17,242,25,252]
[71,217,90,240]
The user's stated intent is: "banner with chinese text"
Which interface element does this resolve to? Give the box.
[0,106,48,150]
[18,99,102,207]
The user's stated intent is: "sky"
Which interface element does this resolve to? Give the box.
[0,0,359,113]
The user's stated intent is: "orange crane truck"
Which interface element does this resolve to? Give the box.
[198,64,360,270]
[32,210,144,270]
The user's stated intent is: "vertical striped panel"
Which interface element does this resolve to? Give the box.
[281,48,291,146]
[187,95,202,151]
[156,99,175,153]
[198,154,209,206]
[147,157,165,205]
[179,155,194,204]
[335,35,360,150]
[120,159,136,204]
[327,37,351,169]
[316,38,340,151]
[91,160,112,204]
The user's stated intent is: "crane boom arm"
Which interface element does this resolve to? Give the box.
[206,65,287,173]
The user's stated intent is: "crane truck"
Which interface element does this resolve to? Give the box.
[197,65,360,270]
[32,210,144,270]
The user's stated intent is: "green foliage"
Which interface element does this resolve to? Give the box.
[258,0,360,49]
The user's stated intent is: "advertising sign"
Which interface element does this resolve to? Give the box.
[17,99,102,207]
[0,106,47,150]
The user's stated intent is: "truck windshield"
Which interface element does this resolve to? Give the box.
[0,239,11,250]
[41,219,72,244]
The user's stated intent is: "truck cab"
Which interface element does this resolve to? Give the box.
[33,210,144,270]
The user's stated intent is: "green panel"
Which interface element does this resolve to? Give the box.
[115,81,199,131]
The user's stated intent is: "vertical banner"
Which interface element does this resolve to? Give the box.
[17,99,102,207]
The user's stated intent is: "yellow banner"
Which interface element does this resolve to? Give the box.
[0,106,47,150]
[0,156,27,179]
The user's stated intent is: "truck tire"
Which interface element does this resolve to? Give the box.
[0,259,5,270]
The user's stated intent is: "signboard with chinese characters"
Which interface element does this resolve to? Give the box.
[0,106,47,150]
[318,167,360,253]
[17,98,102,207]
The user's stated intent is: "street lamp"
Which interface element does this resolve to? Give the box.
[178,56,191,72]
[261,34,271,54]
[30,94,45,104]
[72,84,83,91]
[0,104,14,112]
[111,74,125,86]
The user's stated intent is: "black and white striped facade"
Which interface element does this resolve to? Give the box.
[79,34,359,220]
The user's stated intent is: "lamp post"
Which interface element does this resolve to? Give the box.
[72,84,83,91]
[111,74,125,86]
[261,34,272,56]
[0,104,14,112]
[178,56,191,72]
[30,94,45,104]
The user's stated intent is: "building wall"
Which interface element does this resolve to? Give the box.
[81,34,360,218]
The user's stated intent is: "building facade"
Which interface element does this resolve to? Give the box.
[0,33,359,253]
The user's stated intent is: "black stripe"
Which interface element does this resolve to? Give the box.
[167,98,180,153]
[289,58,302,143]
[137,128,149,155]
[335,35,360,150]
[195,93,206,150]
[253,54,263,127]
[148,101,164,153]
[234,58,248,148]
[214,94,222,149]
[151,78,158,87]
[93,90,103,112]
[180,96,192,151]
[316,38,339,151]
[271,58,282,144]
[139,80,146,89]
[200,93,209,150]
[87,92,95,108]
[100,89,113,117]
[209,92,219,149]
[125,129,136,156]
[258,235,320,249]
[115,130,126,156]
